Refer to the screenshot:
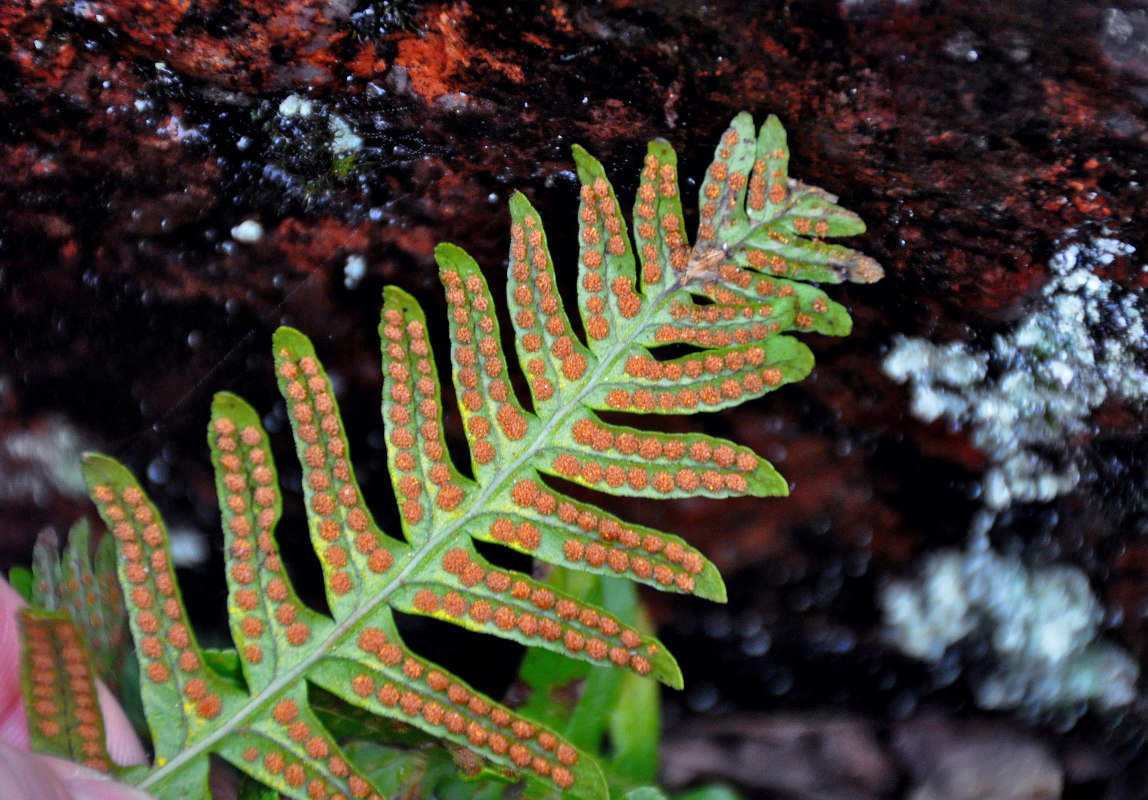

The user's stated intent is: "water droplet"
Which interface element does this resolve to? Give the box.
[686,682,719,712]
[147,459,170,485]
[766,667,793,696]
[742,631,771,657]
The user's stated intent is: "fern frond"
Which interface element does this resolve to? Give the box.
[29,520,129,692]
[74,114,879,800]
[19,609,114,771]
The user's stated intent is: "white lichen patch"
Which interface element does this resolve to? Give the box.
[884,236,1148,512]
[230,219,264,243]
[882,235,1145,717]
[329,114,363,158]
[167,523,211,569]
[882,545,1138,713]
[278,94,314,118]
[276,93,362,160]
[0,418,90,505]
[343,253,367,290]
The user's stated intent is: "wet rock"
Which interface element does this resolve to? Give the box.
[56,0,394,92]
[661,714,897,800]
[894,716,1063,800]
[1102,8,1148,83]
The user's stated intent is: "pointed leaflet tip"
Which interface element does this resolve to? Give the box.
[80,452,135,493]
[434,240,466,263]
[383,283,419,312]
[210,391,256,423]
[645,137,676,163]
[271,325,312,357]
[434,240,478,274]
[566,751,610,800]
[731,110,755,128]
[849,254,885,283]
[508,189,538,219]
[726,113,758,148]
[661,652,684,691]
[762,113,788,146]
[571,143,604,183]
[750,455,790,498]
[209,393,266,463]
[709,572,728,604]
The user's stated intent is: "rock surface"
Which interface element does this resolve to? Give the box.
[895,716,1063,800]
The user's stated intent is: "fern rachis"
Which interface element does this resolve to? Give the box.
[34,113,880,800]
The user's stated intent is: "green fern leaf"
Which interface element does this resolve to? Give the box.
[75,113,879,800]
[19,609,114,771]
[29,520,129,692]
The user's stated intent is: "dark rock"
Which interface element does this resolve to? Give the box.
[894,716,1063,800]
[661,714,897,800]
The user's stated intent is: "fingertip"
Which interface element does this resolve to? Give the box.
[63,776,155,800]
[94,683,145,767]
[0,700,29,750]
[0,579,27,749]
[36,752,154,800]
[0,742,69,800]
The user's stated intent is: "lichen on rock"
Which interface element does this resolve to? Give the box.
[884,235,1148,514]
[882,234,1146,717]
[882,544,1139,714]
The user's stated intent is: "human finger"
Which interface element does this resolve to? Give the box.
[0,579,32,749]
[0,741,153,800]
